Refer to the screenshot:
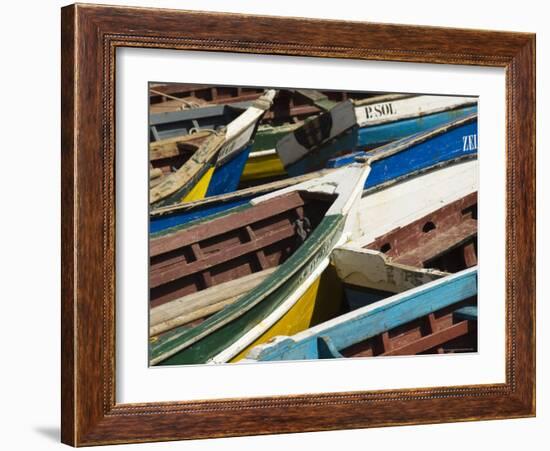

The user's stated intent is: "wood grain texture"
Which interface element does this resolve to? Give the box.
[61,3,536,446]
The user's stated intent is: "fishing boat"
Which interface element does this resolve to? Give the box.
[277,95,477,176]
[150,90,276,207]
[242,178,479,362]
[148,163,370,365]
[328,113,478,191]
[242,267,477,362]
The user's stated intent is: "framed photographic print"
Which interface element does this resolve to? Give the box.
[61,3,535,446]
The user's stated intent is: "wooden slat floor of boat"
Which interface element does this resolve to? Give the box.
[342,299,477,358]
[392,219,477,267]
[150,192,304,257]
[150,268,276,336]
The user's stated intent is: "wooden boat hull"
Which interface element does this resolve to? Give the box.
[150,91,276,207]
[149,164,370,365]
[329,114,478,189]
[356,105,477,150]
[152,214,345,365]
[279,96,477,176]
[151,139,477,236]
[206,144,252,196]
[149,103,248,141]
[244,267,477,362]
[227,264,344,362]
[241,150,287,182]
[150,170,335,234]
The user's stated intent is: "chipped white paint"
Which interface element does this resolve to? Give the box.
[216,89,277,165]
[331,246,446,293]
[354,95,477,127]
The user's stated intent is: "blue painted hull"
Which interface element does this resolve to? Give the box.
[356,105,477,149]
[328,120,478,190]
[286,105,477,176]
[206,145,252,197]
[150,197,251,235]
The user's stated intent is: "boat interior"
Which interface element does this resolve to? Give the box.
[334,192,479,357]
[149,132,211,184]
[149,190,335,336]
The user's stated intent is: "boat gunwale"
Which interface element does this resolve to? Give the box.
[244,266,478,362]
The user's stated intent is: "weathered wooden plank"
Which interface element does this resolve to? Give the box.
[150,224,295,288]
[150,268,276,335]
[150,192,304,256]
[392,219,477,267]
[381,320,471,356]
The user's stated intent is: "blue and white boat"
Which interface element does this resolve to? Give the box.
[276,95,477,176]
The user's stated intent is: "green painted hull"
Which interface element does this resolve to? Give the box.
[151,214,344,365]
[252,123,300,152]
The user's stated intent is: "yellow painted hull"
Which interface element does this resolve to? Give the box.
[241,153,286,182]
[181,167,215,202]
[231,265,343,362]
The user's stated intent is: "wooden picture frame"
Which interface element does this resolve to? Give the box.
[61,3,535,446]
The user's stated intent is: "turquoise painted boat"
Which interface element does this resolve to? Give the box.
[243,267,478,362]
[149,164,370,365]
[277,95,477,176]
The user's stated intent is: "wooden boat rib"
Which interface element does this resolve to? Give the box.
[149,164,370,365]
[149,89,276,207]
[340,301,477,358]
